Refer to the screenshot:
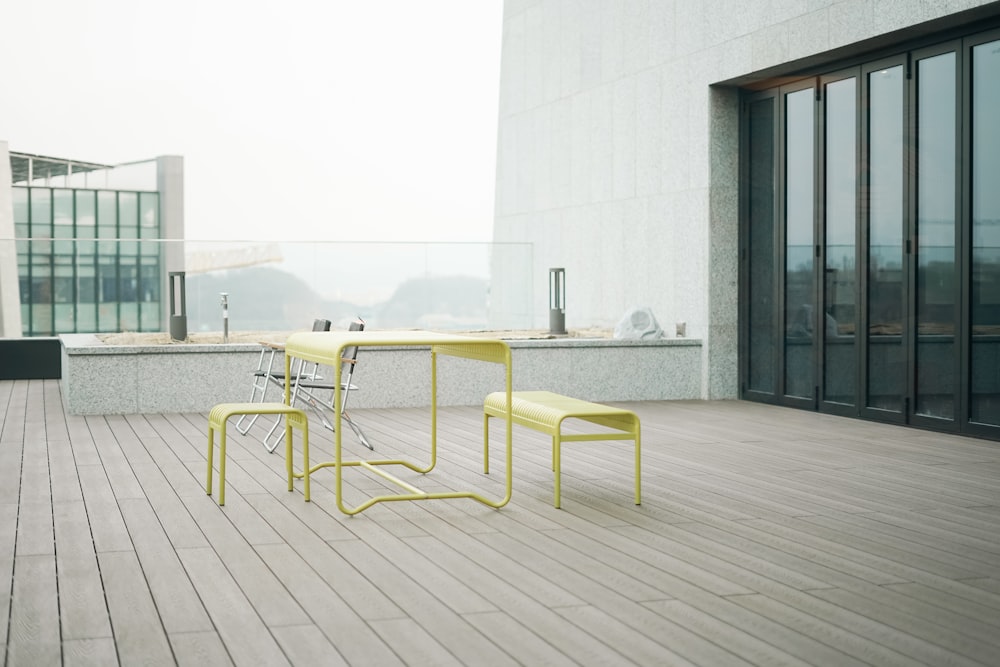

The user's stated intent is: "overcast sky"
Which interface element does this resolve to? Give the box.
[0,1,504,243]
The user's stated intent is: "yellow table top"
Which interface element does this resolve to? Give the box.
[285,329,510,366]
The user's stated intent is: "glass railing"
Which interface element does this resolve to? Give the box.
[3,238,535,337]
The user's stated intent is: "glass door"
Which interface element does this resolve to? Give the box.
[862,59,908,421]
[968,33,1000,433]
[913,45,960,426]
[820,72,859,412]
[782,83,818,407]
[744,93,779,401]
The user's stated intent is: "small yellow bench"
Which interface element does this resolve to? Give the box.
[483,390,641,508]
[206,402,310,506]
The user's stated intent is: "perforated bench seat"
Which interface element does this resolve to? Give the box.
[206,402,310,505]
[483,390,641,508]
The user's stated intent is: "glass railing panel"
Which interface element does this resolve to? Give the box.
[2,238,534,337]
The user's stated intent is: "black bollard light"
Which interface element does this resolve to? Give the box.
[549,268,567,335]
[169,272,187,341]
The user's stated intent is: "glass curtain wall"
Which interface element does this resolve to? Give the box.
[740,28,1000,440]
[14,185,161,336]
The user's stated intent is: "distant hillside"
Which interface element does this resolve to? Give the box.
[185,266,359,331]
[376,275,488,329]
[183,267,488,331]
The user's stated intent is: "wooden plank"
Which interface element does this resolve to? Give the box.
[175,546,290,666]
[118,498,214,633]
[62,638,119,667]
[168,631,233,667]
[254,542,403,666]
[403,528,655,665]
[0,504,16,649]
[329,539,520,666]
[53,500,113,641]
[270,624,350,666]
[554,604,715,666]
[76,464,134,553]
[367,617,464,667]
[8,554,61,666]
[98,550,175,666]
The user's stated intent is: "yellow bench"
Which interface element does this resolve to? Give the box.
[483,390,641,508]
[206,402,310,506]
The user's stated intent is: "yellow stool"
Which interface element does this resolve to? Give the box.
[206,402,310,505]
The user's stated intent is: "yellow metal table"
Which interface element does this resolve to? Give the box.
[283,330,513,515]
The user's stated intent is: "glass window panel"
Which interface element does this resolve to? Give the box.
[31,304,54,336]
[76,191,96,237]
[98,191,117,236]
[824,76,857,406]
[12,187,28,224]
[30,189,52,235]
[78,265,97,305]
[971,39,1000,427]
[120,303,139,332]
[53,189,73,227]
[915,51,957,420]
[99,259,118,303]
[55,304,76,333]
[140,239,159,257]
[97,302,118,333]
[748,97,776,394]
[119,260,139,303]
[139,260,160,303]
[139,192,159,238]
[77,301,97,332]
[784,88,815,399]
[119,192,139,236]
[866,65,905,412]
[53,263,75,304]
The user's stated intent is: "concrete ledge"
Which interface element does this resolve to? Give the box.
[60,334,702,415]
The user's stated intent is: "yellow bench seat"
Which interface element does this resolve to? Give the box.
[483,390,640,508]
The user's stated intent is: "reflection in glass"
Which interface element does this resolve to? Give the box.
[971,40,1000,426]
[915,52,957,419]
[784,89,815,399]
[866,65,904,412]
[824,77,857,405]
[748,98,776,394]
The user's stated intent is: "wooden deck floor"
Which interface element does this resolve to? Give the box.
[1,379,999,666]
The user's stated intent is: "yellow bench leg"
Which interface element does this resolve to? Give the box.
[285,410,311,501]
[204,420,232,505]
[553,434,562,509]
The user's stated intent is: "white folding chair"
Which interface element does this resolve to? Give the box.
[235,318,330,437]
[263,318,372,452]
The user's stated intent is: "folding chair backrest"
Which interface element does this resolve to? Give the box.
[342,318,365,379]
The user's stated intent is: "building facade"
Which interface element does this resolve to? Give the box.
[492,1,1000,440]
[0,143,184,337]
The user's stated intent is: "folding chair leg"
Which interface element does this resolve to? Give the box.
[344,412,373,450]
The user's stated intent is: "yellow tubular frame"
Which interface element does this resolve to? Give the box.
[284,331,513,515]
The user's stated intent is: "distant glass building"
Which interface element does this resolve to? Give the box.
[0,144,184,336]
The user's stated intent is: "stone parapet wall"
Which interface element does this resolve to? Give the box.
[60,334,703,415]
